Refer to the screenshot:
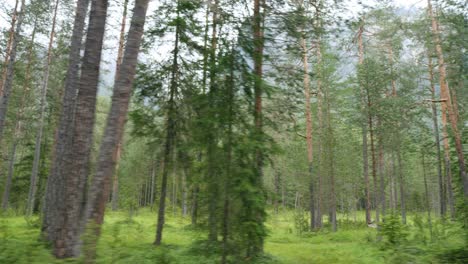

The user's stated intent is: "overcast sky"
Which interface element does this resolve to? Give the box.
[1,0,428,95]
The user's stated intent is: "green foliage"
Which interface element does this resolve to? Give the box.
[379,213,408,246]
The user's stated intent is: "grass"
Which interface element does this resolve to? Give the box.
[0,208,466,263]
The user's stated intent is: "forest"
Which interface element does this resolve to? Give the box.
[0,0,466,263]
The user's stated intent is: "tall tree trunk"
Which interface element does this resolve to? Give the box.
[248,0,266,255]
[4,16,36,213]
[43,0,90,247]
[421,152,433,240]
[441,106,455,218]
[53,0,109,258]
[150,158,156,208]
[207,0,219,242]
[221,51,235,264]
[325,76,337,232]
[28,0,60,218]
[427,55,446,217]
[0,0,25,144]
[155,0,180,245]
[0,0,20,96]
[110,0,129,212]
[427,0,468,197]
[315,38,323,230]
[378,135,385,217]
[82,0,148,261]
[367,94,379,223]
[358,22,371,224]
[397,148,406,224]
[300,32,315,230]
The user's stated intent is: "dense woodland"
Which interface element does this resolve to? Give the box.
[0,0,467,263]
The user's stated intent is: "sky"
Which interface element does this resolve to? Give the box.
[0,0,429,94]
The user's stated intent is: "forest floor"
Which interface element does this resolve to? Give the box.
[0,208,466,263]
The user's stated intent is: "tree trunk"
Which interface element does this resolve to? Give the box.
[14,16,37,214]
[222,52,235,264]
[421,152,433,240]
[428,0,468,197]
[397,149,406,224]
[300,32,315,230]
[207,0,220,242]
[110,0,129,211]
[1,142,18,210]
[378,135,385,217]
[42,0,90,248]
[0,0,25,144]
[325,77,337,232]
[155,0,180,245]
[82,0,148,261]
[427,55,446,217]
[358,22,371,224]
[52,0,109,258]
[0,0,20,96]
[28,0,59,218]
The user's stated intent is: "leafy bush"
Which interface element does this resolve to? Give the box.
[379,213,408,246]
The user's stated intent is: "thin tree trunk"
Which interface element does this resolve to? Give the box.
[397,148,406,224]
[3,15,37,213]
[421,152,433,240]
[0,0,25,144]
[191,184,199,225]
[314,3,324,230]
[155,0,180,245]
[0,0,20,96]
[378,135,385,217]
[274,168,280,215]
[150,158,156,207]
[428,0,468,197]
[222,52,235,264]
[207,0,219,242]
[28,0,60,218]
[325,79,337,232]
[1,142,18,210]
[110,0,129,211]
[358,22,371,224]
[367,98,378,223]
[300,31,315,230]
[427,54,445,217]
[43,0,90,248]
[82,0,148,261]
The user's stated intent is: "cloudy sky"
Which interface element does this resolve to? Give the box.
[1,0,428,94]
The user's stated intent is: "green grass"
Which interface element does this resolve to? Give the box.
[0,209,466,263]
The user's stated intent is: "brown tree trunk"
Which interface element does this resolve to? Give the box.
[397,148,406,224]
[110,0,129,212]
[0,0,25,144]
[427,55,446,217]
[28,0,60,217]
[155,0,180,245]
[421,152,433,240]
[0,0,20,96]
[428,0,468,197]
[42,0,90,248]
[54,0,109,258]
[378,135,385,217]
[441,106,455,218]
[367,96,379,223]
[300,32,315,230]
[82,0,148,261]
[207,0,220,242]
[358,22,371,224]
[325,74,337,232]
[8,16,36,214]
